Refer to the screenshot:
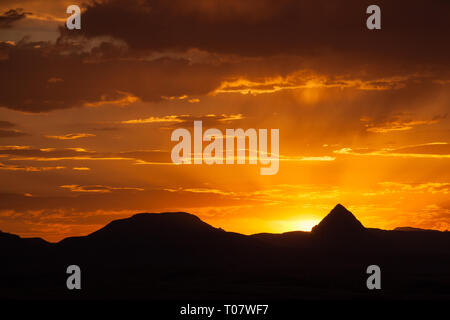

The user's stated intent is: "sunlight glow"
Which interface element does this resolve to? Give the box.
[294,219,321,231]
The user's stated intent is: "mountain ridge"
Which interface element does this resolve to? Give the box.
[0,205,446,244]
[1,204,450,299]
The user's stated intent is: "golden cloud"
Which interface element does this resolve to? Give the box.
[60,185,144,193]
[46,133,96,140]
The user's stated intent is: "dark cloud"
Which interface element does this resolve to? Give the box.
[0,120,15,128]
[0,147,91,158]
[0,146,171,163]
[0,188,250,213]
[1,37,448,113]
[0,129,27,138]
[0,0,448,113]
[72,0,449,65]
[0,40,228,112]
[392,144,450,156]
[0,120,27,137]
[0,8,29,28]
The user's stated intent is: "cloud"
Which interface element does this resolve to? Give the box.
[72,0,449,66]
[121,115,185,124]
[0,162,65,171]
[388,142,450,156]
[379,182,450,194]
[46,133,96,140]
[0,145,171,164]
[0,120,28,138]
[121,113,245,126]
[0,40,227,112]
[83,91,140,107]
[0,146,96,160]
[295,156,335,162]
[0,145,30,150]
[0,129,27,138]
[0,187,261,220]
[0,120,15,128]
[334,142,450,159]
[72,167,90,171]
[362,114,445,133]
[0,9,29,28]
[164,184,343,203]
[0,1,447,113]
[60,185,144,193]
[164,187,236,197]
[214,73,412,96]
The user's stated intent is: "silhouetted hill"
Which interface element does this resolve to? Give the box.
[311,204,365,235]
[59,212,226,248]
[394,226,438,232]
[89,212,218,239]
[251,231,311,248]
[0,230,20,241]
[1,204,449,299]
[0,230,50,253]
[55,211,267,290]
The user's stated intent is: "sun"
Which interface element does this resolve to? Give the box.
[294,219,321,232]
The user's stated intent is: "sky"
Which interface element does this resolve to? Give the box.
[0,0,449,242]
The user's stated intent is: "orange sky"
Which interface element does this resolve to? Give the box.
[0,0,449,242]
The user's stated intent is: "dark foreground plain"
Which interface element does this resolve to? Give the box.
[1,204,449,299]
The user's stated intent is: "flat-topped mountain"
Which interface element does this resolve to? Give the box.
[81,212,224,244]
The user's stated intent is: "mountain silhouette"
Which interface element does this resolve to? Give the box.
[312,204,365,235]
[61,212,226,246]
[0,204,449,299]
[394,226,440,232]
[90,212,218,238]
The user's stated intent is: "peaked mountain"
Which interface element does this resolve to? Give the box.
[311,204,365,234]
